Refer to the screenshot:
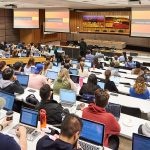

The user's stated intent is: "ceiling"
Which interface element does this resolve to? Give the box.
[0,0,150,9]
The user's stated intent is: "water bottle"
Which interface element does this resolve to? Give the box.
[40,109,47,129]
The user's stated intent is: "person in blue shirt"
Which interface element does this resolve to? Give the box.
[130,76,150,100]
[0,118,27,150]
[125,56,136,69]
[85,50,94,62]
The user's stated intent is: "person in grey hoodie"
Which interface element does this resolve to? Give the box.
[0,68,24,94]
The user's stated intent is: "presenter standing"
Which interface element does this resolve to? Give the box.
[79,38,87,57]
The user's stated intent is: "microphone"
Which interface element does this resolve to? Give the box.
[0,97,6,109]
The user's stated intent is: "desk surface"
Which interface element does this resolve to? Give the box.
[1,57,46,65]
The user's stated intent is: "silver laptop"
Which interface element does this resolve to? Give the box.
[79,118,105,150]
[60,89,76,107]
[46,70,58,80]
[9,108,40,141]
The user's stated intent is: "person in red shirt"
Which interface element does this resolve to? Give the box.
[82,88,120,150]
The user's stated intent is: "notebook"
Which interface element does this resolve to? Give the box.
[60,89,76,107]
[46,70,58,80]
[69,68,78,75]
[79,118,105,150]
[97,81,105,90]
[16,74,29,89]
[70,75,79,84]
[0,90,15,111]
[9,108,39,141]
[132,133,150,150]
[105,103,121,121]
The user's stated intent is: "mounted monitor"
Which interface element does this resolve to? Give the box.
[131,8,150,37]
[14,9,39,28]
[45,9,70,32]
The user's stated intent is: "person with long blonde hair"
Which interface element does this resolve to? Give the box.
[130,76,149,100]
[53,68,77,94]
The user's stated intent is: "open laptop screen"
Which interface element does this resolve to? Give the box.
[70,75,79,84]
[46,70,58,80]
[97,81,105,90]
[0,91,15,110]
[20,108,38,128]
[84,61,92,68]
[71,60,78,64]
[80,119,104,146]
[60,89,76,104]
[52,66,61,72]
[31,66,35,74]
[69,68,78,75]
[16,74,29,87]
[0,73,2,79]
[132,133,150,150]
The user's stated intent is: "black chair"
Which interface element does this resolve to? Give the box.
[22,101,37,109]
[143,62,150,67]
[121,106,141,118]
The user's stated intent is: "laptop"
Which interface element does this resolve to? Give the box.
[16,74,29,89]
[132,133,150,150]
[84,61,92,68]
[60,89,76,107]
[97,81,105,90]
[69,68,78,75]
[31,66,35,74]
[79,118,105,150]
[82,94,95,102]
[0,90,15,111]
[21,53,27,57]
[70,75,79,84]
[9,108,40,141]
[46,70,58,80]
[5,53,10,58]
[71,60,78,64]
[105,103,121,121]
[52,66,61,72]
[34,52,40,57]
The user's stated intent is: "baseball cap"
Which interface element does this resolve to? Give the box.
[35,63,43,74]
[13,62,23,70]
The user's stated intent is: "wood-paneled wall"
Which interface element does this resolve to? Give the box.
[0,9,19,43]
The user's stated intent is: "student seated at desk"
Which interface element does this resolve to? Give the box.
[125,56,136,69]
[42,61,52,76]
[76,57,85,69]
[85,50,94,62]
[130,76,150,100]
[0,118,27,150]
[92,56,103,69]
[13,62,23,74]
[104,70,118,93]
[53,68,77,95]
[131,62,144,76]
[78,62,88,77]
[24,57,35,74]
[0,61,7,73]
[82,89,120,149]
[36,84,63,125]
[28,63,51,90]
[118,52,127,62]
[36,114,83,150]
[0,68,24,94]
[112,56,120,68]
[79,74,100,95]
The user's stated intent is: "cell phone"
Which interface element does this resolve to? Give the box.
[28,89,36,93]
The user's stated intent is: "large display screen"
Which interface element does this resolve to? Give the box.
[14,9,39,28]
[45,9,70,32]
[131,8,150,37]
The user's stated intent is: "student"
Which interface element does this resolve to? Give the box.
[24,57,35,74]
[118,53,126,62]
[131,62,144,76]
[113,56,120,68]
[79,74,100,95]
[78,62,88,77]
[92,56,103,69]
[104,70,118,93]
[130,76,149,100]
[53,68,77,95]
[36,84,63,125]
[42,61,51,75]
[13,62,23,74]
[36,114,83,150]
[79,38,87,57]
[0,68,24,94]
[28,63,51,90]
[0,118,27,150]
[85,50,94,62]
[77,57,85,69]
[82,89,120,149]
[0,61,7,72]
[125,56,136,69]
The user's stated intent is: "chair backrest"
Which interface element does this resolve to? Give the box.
[121,106,141,118]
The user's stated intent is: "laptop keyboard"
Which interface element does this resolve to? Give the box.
[79,140,101,150]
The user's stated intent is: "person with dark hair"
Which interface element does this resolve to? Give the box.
[0,61,7,72]
[24,57,35,74]
[79,38,87,57]
[92,56,103,69]
[125,56,136,69]
[13,62,23,74]
[118,52,126,62]
[36,114,83,150]
[131,62,144,76]
[0,68,24,94]
[79,74,100,95]
[85,50,94,62]
[36,84,63,125]
[82,89,120,149]
[42,61,51,75]
[78,62,88,77]
[104,70,118,93]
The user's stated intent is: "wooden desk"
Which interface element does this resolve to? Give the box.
[1,57,46,65]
